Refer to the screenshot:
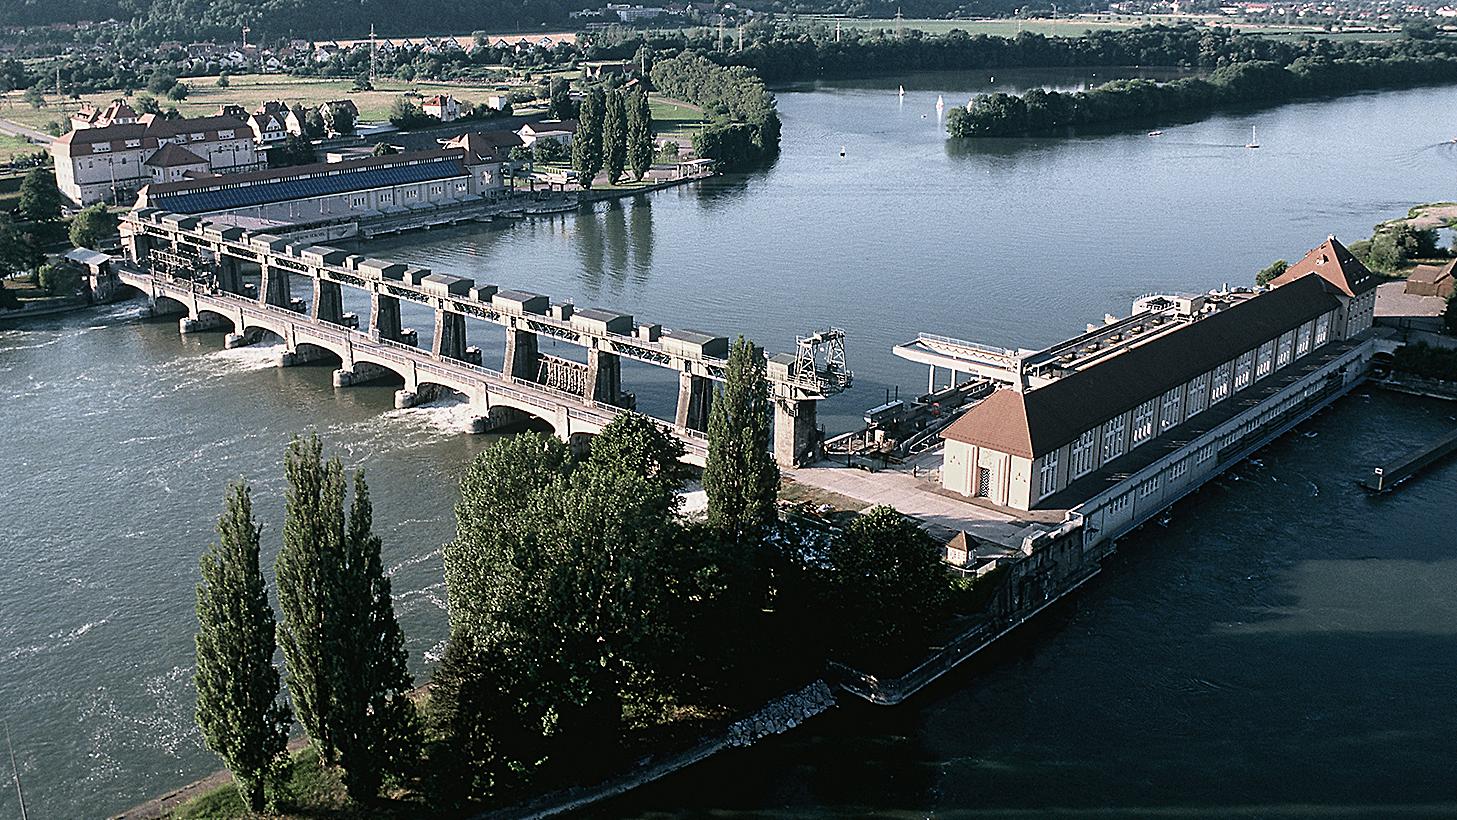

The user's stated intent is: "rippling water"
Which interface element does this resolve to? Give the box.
[2,71,1456,818]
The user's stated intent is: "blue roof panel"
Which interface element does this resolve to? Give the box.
[156,160,465,214]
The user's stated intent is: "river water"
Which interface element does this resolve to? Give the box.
[2,70,1455,818]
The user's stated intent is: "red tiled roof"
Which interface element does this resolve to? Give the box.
[1269,236,1380,297]
[941,273,1344,459]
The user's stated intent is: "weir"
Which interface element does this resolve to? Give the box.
[119,210,854,466]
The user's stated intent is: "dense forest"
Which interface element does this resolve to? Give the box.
[0,0,590,41]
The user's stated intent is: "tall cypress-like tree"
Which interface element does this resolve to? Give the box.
[703,336,779,546]
[572,86,605,190]
[194,482,291,814]
[276,434,347,764]
[626,89,654,181]
[602,89,627,185]
[333,471,420,801]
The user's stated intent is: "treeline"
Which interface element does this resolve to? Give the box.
[191,340,963,813]
[569,84,656,187]
[649,51,781,171]
[0,0,585,42]
[947,52,1457,137]
[589,21,1457,85]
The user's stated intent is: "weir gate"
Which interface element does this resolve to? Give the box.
[118,209,851,467]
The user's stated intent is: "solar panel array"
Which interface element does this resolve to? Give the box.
[156,160,466,214]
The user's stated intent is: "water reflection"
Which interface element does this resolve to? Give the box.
[570,197,659,300]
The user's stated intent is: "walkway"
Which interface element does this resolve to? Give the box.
[791,453,1050,547]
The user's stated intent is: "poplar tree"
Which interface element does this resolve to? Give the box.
[276,435,420,801]
[572,86,605,189]
[703,336,779,547]
[276,434,347,764]
[603,88,627,184]
[626,89,654,181]
[194,482,291,814]
[333,471,420,801]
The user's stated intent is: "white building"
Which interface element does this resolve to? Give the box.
[422,94,461,122]
[937,237,1379,541]
[51,113,264,207]
[517,119,578,147]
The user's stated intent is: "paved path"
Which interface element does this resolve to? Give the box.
[791,455,1047,547]
[0,115,53,144]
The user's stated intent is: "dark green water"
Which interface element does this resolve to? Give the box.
[1,70,1455,817]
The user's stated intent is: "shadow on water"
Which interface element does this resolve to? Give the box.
[597,392,1457,818]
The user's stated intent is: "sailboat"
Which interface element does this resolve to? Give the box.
[1246,125,1260,149]
[898,84,905,98]
[935,94,945,112]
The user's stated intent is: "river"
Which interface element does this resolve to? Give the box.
[1,70,1455,818]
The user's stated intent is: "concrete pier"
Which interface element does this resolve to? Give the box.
[179,313,229,334]
[774,398,820,467]
[312,279,344,325]
[587,348,622,405]
[505,328,540,380]
[217,257,243,294]
[433,310,468,361]
[370,292,402,341]
[332,361,396,387]
[676,372,713,432]
[259,263,292,309]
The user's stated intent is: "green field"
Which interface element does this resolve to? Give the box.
[0,132,45,164]
[648,97,705,143]
[0,74,538,131]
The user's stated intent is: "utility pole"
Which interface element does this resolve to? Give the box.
[717,19,725,52]
[5,720,27,820]
[242,25,250,48]
[895,6,904,38]
[370,23,378,81]
[835,21,842,42]
[736,24,743,52]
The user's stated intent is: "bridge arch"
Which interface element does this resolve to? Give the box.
[150,294,188,317]
[195,309,238,332]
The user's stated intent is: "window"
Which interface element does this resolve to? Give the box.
[456,181,468,193]
[1170,458,1189,481]
[430,183,443,196]
[1108,493,1130,514]
[350,195,366,208]
[190,132,205,141]
[1102,416,1126,464]
[218,129,234,139]
[1160,386,1184,432]
[1070,429,1096,479]
[1256,341,1274,379]
[124,139,141,148]
[1197,442,1216,464]
[1211,361,1233,403]
[1297,322,1313,356]
[1187,372,1210,416]
[404,189,418,200]
[1234,351,1254,391]
[1138,476,1160,498]
[1132,398,1157,446]
[976,466,992,498]
[1277,332,1294,368]
[1039,451,1059,499]
[92,143,111,153]
[378,191,393,204]
[1314,313,1330,346]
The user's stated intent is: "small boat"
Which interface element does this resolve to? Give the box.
[898,85,905,97]
[839,145,846,157]
[1148,130,1164,137]
[935,94,945,111]
[1246,125,1260,149]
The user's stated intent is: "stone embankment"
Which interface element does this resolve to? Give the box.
[723,681,837,747]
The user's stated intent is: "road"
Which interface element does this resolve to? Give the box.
[0,115,53,144]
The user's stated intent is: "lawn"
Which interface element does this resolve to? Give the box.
[648,95,704,144]
[0,132,45,164]
[0,74,537,131]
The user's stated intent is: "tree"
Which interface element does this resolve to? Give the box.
[135,94,161,115]
[276,434,348,765]
[1256,259,1287,287]
[332,471,420,801]
[626,89,653,181]
[704,336,779,548]
[216,71,230,88]
[0,215,43,281]
[547,77,576,120]
[276,436,419,800]
[69,203,117,249]
[571,86,605,189]
[269,134,316,168]
[372,142,399,156]
[167,82,189,101]
[37,261,80,296]
[17,167,61,222]
[322,102,355,136]
[194,482,292,813]
[1443,292,1457,336]
[148,70,178,95]
[821,506,951,666]
[602,88,627,184]
[23,85,44,109]
[352,72,374,92]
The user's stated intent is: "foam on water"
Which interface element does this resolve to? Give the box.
[4,617,111,663]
